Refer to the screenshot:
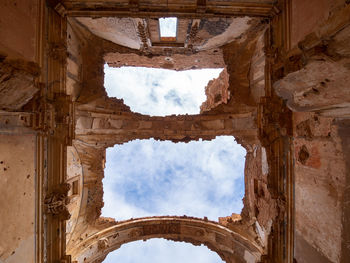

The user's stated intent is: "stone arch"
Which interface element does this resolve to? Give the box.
[66,145,84,244]
[71,216,262,263]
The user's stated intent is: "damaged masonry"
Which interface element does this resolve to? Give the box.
[0,1,350,263]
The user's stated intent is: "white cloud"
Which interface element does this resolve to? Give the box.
[159,17,177,37]
[101,131,245,263]
[104,65,223,116]
[102,67,243,263]
[103,239,224,263]
[102,136,245,221]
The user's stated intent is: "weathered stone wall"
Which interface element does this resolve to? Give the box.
[0,3,41,259]
[1,1,350,263]
[66,18,84,101]
[0,0,42,111]
[0,0,38,61]
[249,32,265,104]
[291,0,346,48]
[293,112,347,263]
[0,134,36,263]
[219,145,276,251]
[105,50,225,70]
[200,68,229,113]
[0,59,40,111]
[218,21,267,114]
[271,3,350,262]
[275,4,350,118]
[337,119,350,262]
[66,146,84,245]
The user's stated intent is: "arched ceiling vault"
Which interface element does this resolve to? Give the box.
[70,216,263,263]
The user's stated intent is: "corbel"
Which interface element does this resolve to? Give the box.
[44,183,71,220]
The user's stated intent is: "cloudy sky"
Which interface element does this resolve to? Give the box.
[103,58,244,262]
[159,17,177,37]
[102,137,245,263]
[103,239,224,263]
[104,65,222,116]
[102,137,245,220]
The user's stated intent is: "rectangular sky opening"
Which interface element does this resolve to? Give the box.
[104,65,223,116]
[159,17,177,37]
[102,136,246,222]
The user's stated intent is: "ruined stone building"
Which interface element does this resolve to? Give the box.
[0,0,350,262]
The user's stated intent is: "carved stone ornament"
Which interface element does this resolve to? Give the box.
[44,183,71,220]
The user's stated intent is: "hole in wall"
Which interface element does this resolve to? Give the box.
[102,136,246,221]
[159,17,177,37]
[104,64,223,116]
[298,145,310,165]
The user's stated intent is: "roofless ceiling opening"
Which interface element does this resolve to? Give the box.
[103,239,224,263]
[104,65,224,116]
[101,136,245,262]
[102,136,246,221]
[159,17,178,38]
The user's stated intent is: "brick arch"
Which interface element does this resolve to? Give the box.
[72,216,263,263]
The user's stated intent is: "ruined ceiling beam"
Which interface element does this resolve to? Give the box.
[61,1,276,17]
[75,111,257,145]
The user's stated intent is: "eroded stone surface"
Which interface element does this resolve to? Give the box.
[70,216,263,263]
[201,68,230,113]
[1,1,350,263]
[293,112,347,263]
[0,135,36,263]
[0,59,40,111]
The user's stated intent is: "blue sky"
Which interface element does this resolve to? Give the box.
[104,65,222,116]
[102,137,245,263]
[103,239,224,263]
[103,67,245,262]
[102,137,245,221]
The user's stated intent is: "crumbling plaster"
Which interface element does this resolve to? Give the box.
[293,113,346,263]
[272,1,350,262]
[77,16,257,51]
[274,4,350,117]
[0,0,350,262]
[64,12,279,263]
